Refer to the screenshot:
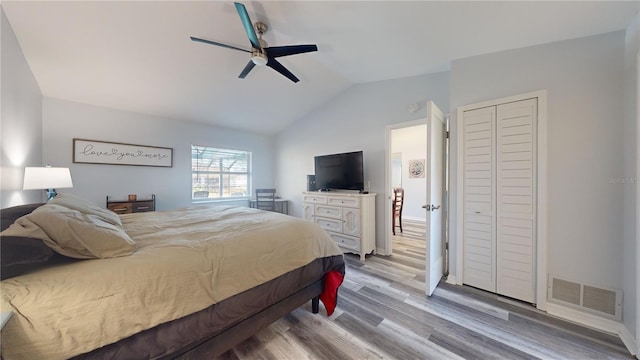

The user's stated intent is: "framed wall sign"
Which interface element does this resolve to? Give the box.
[73,138,173,167]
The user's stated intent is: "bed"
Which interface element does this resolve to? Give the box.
[0,194,345,359]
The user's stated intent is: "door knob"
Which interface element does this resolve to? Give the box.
[422,204,440,211]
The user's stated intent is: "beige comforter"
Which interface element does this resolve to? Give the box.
[0,205,343,360]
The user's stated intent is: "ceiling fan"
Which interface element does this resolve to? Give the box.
[191,2,318,83]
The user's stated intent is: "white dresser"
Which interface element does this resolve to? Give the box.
[302,192,376,261]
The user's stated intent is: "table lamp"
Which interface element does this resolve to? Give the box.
[23,166,74,201]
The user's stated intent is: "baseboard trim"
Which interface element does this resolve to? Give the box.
[402,216,426,223]
[545,302,636,356]
[618,326,638,357]
[445,275,458,285]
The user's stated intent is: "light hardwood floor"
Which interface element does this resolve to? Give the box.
[216,220,633,359]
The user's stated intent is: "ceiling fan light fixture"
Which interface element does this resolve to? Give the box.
[251,53,268,66]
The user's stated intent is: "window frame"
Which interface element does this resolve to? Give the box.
[191,145,252,202]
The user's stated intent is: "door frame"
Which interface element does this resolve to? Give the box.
[383,118,428,256]
[455,89,548,310]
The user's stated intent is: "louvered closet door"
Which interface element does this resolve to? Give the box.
[462,106,496,293]
[496,99,537,303]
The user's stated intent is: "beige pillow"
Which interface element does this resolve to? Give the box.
[1,204,135,259]
[49,193,122,226]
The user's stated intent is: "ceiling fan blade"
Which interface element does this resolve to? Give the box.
[267,58,299,83]
[234,2,261,49]
[239,61,256,79]
[266,45,318,58]
[190,37,250,53]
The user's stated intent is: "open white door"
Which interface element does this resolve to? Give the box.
[425,101,445,296]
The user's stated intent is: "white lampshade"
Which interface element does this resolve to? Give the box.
[23,167,73,190]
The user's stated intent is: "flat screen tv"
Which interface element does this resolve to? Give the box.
[314,151,364,191]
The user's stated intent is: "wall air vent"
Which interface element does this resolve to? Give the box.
[551,278,580,306]
[583,285,617,317]
[548,276,621,321]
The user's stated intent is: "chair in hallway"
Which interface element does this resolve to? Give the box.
[255,188,276,212]
[392,187,404,235]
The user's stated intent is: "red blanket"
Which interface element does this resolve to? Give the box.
[319,270,344,316]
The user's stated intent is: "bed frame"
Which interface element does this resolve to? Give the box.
[165,282,321,359]
[1,203,335,359]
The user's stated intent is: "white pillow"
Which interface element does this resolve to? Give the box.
[49,193,122,226]
[2,204,135,259]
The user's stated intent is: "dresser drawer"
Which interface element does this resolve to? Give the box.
[303,194,327,204]
[315,217,343,233]
[329,232,360,251]
[327,196,360,208]
[315,204,341,219]
[133,201,154,212]
[108,203,133,214]
[300,191,376,262]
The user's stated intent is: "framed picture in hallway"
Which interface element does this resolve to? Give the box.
[408,159,425,178]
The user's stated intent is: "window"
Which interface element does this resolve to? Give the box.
[192,145,251,200]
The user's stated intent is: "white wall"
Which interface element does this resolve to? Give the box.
[624,14,639,346]
[391,124,427,222]
[42,97,275,210]
[0,8,43,208]
[275,72,450,251]
[449,31,626,298]
[637,41,640,358]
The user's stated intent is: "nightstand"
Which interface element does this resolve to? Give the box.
[107,194,156,214]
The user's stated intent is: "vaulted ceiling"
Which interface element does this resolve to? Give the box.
[3,1,638,135]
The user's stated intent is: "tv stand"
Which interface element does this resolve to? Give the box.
[302,192,376,261]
